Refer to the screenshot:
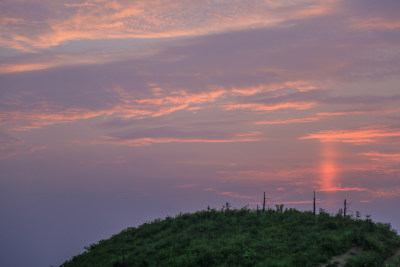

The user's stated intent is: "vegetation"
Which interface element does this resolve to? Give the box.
[61,204,400,267]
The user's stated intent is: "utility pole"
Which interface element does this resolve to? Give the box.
[263,192,266,212]
[344,199,347,217]
[313,190,316,216]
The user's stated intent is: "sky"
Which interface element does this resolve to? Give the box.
[1,0,400,266]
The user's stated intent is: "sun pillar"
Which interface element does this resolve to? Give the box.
[320,141,338,207]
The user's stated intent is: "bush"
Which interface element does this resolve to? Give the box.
[61,208,400,267]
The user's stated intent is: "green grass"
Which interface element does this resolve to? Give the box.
[61,205,400,267]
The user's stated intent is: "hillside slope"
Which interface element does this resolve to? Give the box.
[61,206,400,266]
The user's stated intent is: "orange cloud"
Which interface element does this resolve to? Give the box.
[202,187,255,199]
[300,126,400,144]
[350,17,400,30]
[254,116,321,125]
[342,164,400,176]
[0,0,338,51]
[254,107,400,125]
[0,63,59,74]
[317,107,400,117]
[82,133,266,147]
[253,106,400,125]
[4,82,308,131]
[359,151,400,161]
[217,167,319,183]
[318,186,367,192]
[316,111,367,116]
[0,108,116,131]
[224,102,317,112]
[138,89,227,117]
[0,49,160,74]
[1,88,228,131]
[372,188,400,198]
[283,80,322,92]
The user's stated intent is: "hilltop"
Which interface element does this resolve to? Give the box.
[61,205,400,266]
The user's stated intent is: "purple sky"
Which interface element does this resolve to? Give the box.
[1,0,400,266]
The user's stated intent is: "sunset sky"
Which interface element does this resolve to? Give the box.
[1,0,400,266]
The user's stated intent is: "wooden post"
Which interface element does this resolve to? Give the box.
[344,199,347,217]
[313,190,316,216]
[262,192,266,212]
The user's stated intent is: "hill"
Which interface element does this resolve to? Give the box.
[61,205,400,266]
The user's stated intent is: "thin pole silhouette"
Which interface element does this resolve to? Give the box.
[313,190,316,215]
[263,192,266,212]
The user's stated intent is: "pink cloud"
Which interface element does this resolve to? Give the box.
[224,102,317,112]
[0,88,227,131]
[372,188,400,198]
[278,200,321,204]
[171,184,198,189]
[0,0,337,51]
[203,187,255,199]
[359,151,400,161]
[318,186,368,192]
[349,17,400,31]
[3,80,330,132]
[217,191,254,199]
[81,134,266,147]
[0,145,47,160]
[300,126,400,144]
[254,116,321,125]
[254,107,400,125]
[0,49,159,74]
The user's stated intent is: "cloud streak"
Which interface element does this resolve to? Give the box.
[300,126,400,144]
[0,0,337,51]
[79,131,266,147]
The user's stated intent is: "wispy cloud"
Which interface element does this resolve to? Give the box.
[204,187,255,199]
[218,191,254,199]
[373,188,400,198]
[0,48,159,74]
[318,186,367,192]
[360,151,400,161]
[254,116,321,125]
[223,102,317,112]
[0,145,47,160]
[0,0,336,51]
[279,200,320,204]
[79,132,266,147]
[300,126,400,144]
[0,131,23,149]
[171,184,198,189]
[349,17,400,31]
[0,78,328,132]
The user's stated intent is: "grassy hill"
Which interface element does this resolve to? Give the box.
[61,205,400,267]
